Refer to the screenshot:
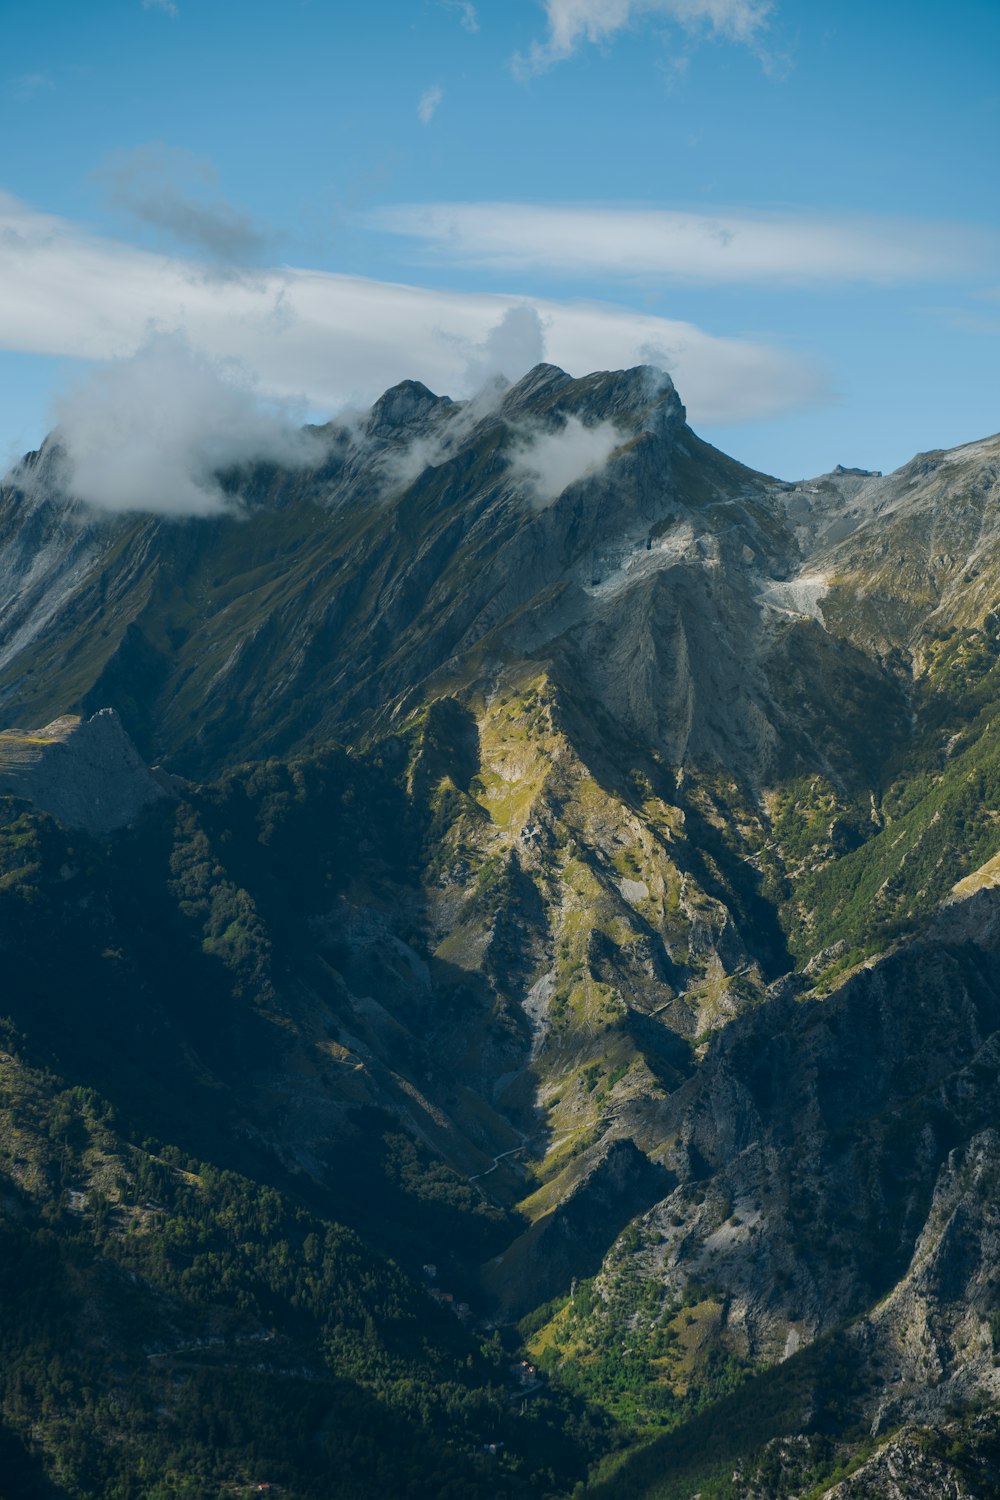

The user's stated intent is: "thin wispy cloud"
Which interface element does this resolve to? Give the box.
[10,72,54,102]
[0,189,828,429]
[514,0,773,75]
[365,202,995,285]
[418,85,444,124]
[95,145,272,264]
[377,306,548,494]
[442,0,479,32]
[924,302,1000,338]
[142,0,178,15]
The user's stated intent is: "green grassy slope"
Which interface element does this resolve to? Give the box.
[0,782,612,1498]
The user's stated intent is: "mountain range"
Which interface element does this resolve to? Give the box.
[2,363,1000,1498]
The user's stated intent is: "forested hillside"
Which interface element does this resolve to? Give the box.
[2,366,1000,1497]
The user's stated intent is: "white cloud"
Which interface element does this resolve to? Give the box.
[378,307,548,494]
[142,0,178,15]
[443,0,479,32]
[508,416,624,507]
[51,333,323,515]
[0,189,827,434]
[418,85,444,124]
[515,0,772,74]
[365,201,993,285]
[462,304,546,389]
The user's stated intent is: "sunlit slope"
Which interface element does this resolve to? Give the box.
[5,370,1000,1495]
[0,365,908,791]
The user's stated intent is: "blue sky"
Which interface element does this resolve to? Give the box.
[1,0,998,482]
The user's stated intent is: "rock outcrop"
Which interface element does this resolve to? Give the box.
[820,1423,997,1499]
[4,370,1000,1497]
[0,708,169,834]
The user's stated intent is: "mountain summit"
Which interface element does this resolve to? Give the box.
[3,369,1000,1497]
[0,362,874,779]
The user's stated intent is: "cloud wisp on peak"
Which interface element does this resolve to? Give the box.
[374,306,548,495]
[508,414,625,508]
[51,333,323,517]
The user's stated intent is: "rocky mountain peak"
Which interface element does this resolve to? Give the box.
[7,371,1000,1496]
[832,463,882,478]
[365,378,453,438]
[499,363,575,416]
[499,362,685,439]
[3,431,64,487]
[569,364,685,434]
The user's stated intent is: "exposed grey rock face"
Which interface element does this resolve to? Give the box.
[819,1426,985,1499]
[1,369,999,1430]
[0,365,995,798]
[0,708,169,834]
[0,451,103,678]
[0,362,793,779]
[364,378,454,438]
[858,1128,1000,1435]
[5,370,1000,1498]
[592,886,1000,1386]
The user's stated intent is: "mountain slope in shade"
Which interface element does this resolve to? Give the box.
[3,368,1000,1496]
[0,365,912,786]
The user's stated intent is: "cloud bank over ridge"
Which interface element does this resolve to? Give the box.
[0,191,826,434]
[52,334,323,515]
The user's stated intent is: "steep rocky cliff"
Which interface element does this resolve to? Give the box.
[0,708,169,833]
[2,369,1000,1497]
[0,364,908,785]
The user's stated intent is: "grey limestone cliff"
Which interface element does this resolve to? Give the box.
[0,708,169,834]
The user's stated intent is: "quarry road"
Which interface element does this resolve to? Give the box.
[468,1135,530,1185]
